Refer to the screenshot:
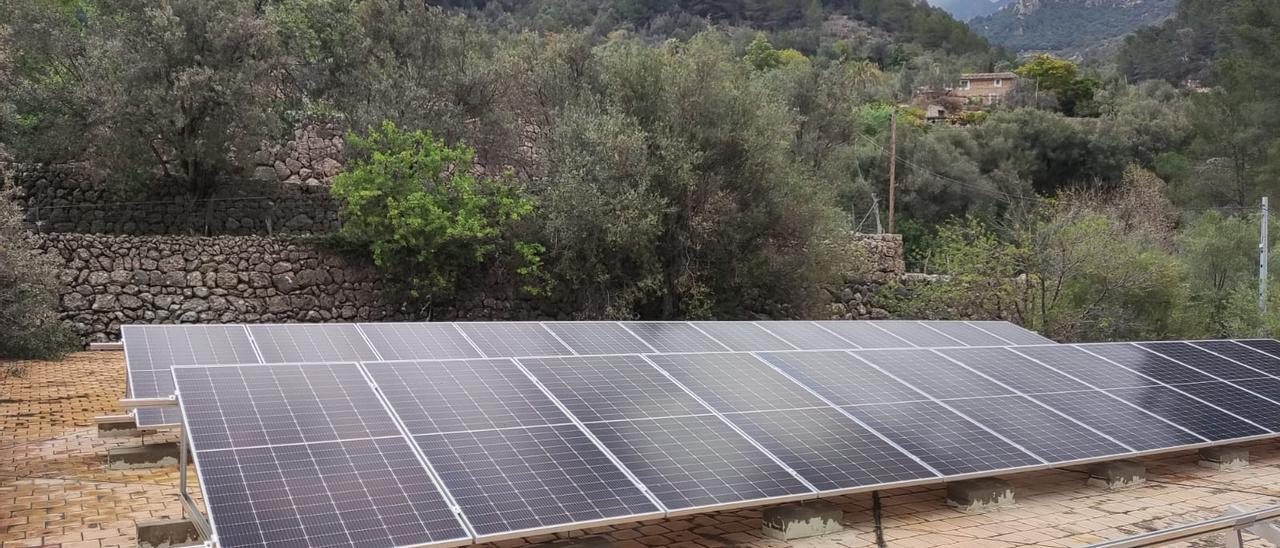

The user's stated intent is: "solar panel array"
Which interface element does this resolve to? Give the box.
[123,321,1280,548]
[122,320,1052,427]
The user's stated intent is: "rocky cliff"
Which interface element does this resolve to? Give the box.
[970,0,1176,56]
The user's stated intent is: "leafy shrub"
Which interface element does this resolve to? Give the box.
[0,185,78,360]
[330,121,543,308]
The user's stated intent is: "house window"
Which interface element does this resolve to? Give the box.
[960,80,970,90]
[995,78,1003,87]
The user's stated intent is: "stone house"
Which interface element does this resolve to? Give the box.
[954,72,1018,105]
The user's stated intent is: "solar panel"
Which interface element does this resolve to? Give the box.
[363,359,571,435]
[967,321,1056,345]
[1192,340,1280,377]
[757,351,927,406]
[583,415,812,512]
[1162,381,1280,431]
[919,322,1010,346]
[122,324,259,370]
[1104,386,1268,441]
[1029,391,1205,451]
[456,322,572,358]
[646,353,829,413]
[196,437,469,548]
[173,363,469,548]
[1080,343,1216,385]
[841,400,1043,475]
[415,424,661,538]
[753,322,856,350]
[943,395,1130,463]
[813,322,913,348]
[542,322,654,355]
[1239,339,1280,359]
[620,322,727,353]
[725,407,937,492]
[853,349,1014,400]
[1138,341,1269,381]
[518,355,710,422]
[246,324,379,363]
[1011,345,1159,389]
[690,322,795,351]
[938,347,1092,395]
[871,321,964,347]
[174,363,403,451]
[358,323,482,361]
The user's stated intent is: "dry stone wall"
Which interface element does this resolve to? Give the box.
[34,233,912,343]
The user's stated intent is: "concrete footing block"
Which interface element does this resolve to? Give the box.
[1199,446,1249,470]
[88,342,123,352]
[136,518,202,548]
[946,478,1014,511]
[541,536,614,548]
[107,442,181,470]
[96,415,146,438]
[761,500,843,540]
[1087,460,1147,489]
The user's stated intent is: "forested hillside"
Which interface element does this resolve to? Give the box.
[971,0,1176,56]
[1,0,1279,345]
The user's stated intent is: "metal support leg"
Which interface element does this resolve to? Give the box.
[177,426,212,541]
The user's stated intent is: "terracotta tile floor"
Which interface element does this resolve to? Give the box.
[3,352,1280,547]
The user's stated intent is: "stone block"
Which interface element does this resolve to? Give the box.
[946,478,1014,511]
[1200,446,1249,470]
[95,415,146,438]
[1087,460,1147,489]
[136,518,203,548]
[87,341,123,352]
[761,500,843,540]
[107,442,181,469]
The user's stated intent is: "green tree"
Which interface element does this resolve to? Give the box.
[743,32,781,70]
[331,121,543,307]
[0,183,78,360]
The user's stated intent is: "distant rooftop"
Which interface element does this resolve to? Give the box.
[961,72,1019,80]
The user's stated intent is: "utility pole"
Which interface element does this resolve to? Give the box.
[888,105,897,234]
[1262,196,1270,316]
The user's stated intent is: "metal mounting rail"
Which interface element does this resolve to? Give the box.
[1087,504,1280,547]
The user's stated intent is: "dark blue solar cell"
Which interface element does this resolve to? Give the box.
[814,322,913,348]
[1191,341,1280,377]
[725,407,937,491]
[691,322,795,351]
[1105,386,1267,441]
[944,395,1130,463]
[1238,339,1280,359]
[841,400,1043,476]
[364,359,570,435]
[519,355,709,422]
[1139,342,1268,381]
[758,351,926,406]
[1012,345,1158,389]
[174,363,401,451]
[871,321,965,347]
[938,347,1091,395]
[647,353,828,413]
[921,322,1009,346]
[1164,381,1280,431]
[967,322,1055,345]
[584,415,812,511]
[621,322,727,353]
[1081,343,1215,385]
[1029,390,1204,451]
[456,322,573,358]
[853,349,1014,400]
[416,424,660,538]
[542,322,655,355]
[197,437,468,548]
[358,322,482,361]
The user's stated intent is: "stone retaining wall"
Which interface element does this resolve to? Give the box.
[34,232,912,343]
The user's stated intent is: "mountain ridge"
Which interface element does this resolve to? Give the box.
[970,0,1176,57]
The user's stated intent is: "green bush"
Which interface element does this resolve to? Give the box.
[0,185,78,360]
[330,121,543,307]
